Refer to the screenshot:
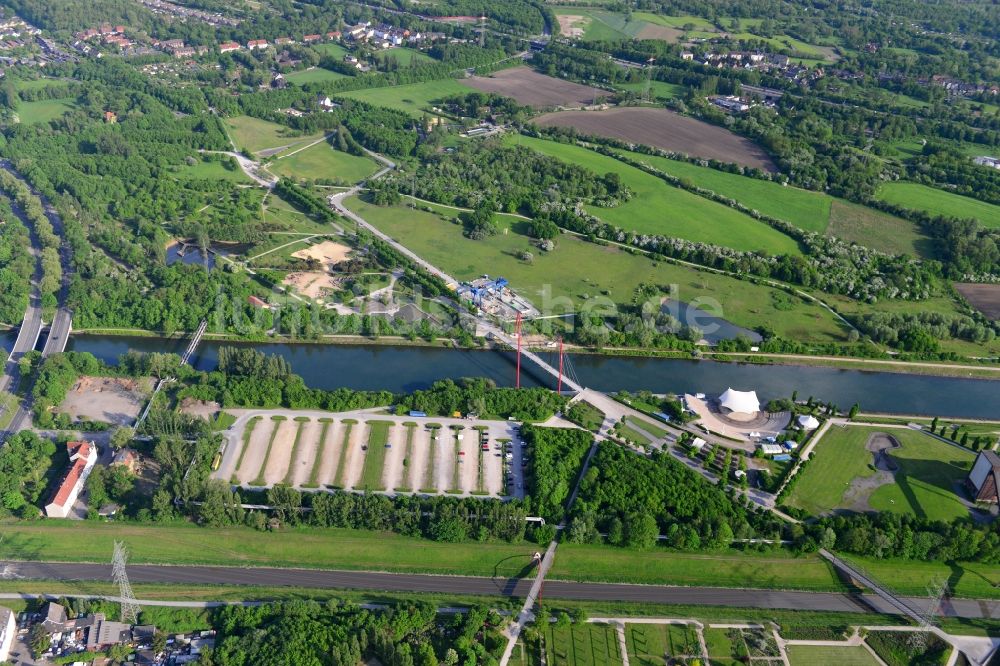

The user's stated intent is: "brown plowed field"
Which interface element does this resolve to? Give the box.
[534,106,777,171]
[956,283,1000,320]
[463,67,609,108]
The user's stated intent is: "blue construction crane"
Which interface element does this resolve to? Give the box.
[458,277,508,307]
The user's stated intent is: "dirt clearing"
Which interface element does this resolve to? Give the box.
[238,418,277,482]
[315,421,345,487]
[263,419,298,485]
[282,271,341,300]
[463,67,609,108]
[291,240,352,269]
[59,376,153,425]
[534,106,777,171]
[556,14,587,38]
[290,419,321,486]
[956,283,1000,320]
[636,24,683,41]
[343,422,368,489]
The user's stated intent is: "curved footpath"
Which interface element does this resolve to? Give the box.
[2,560,997,619]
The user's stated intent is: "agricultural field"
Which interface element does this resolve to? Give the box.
[509,135,800,253]
[533,107,777,171]
[544,623,623,666]
[347,197,850,343]
[785,425,976,521]
[214,412,520,498]
[462,67,609,108]
[285,67,349,85]
[955,283,1000,320]
[266,141,379,184]
[876,182,1000,229]
[626,623,702,664]
[17,97,77,125]
[785,645,880,666]
[224,115,324,156]
[824,199,933,258]
[335,78,471,116]
[553,8,680,41]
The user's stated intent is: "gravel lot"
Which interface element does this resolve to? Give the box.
[216,411,524,497]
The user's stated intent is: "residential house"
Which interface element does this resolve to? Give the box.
[219,41,240,53]
[326,31,342,40]
[303,34,321,43]
[104,110,118,123]
[967,450,1000,502]
[274,36,293,45]
[45,440,98,518]
[111,448,137,472]
[246,39,268,50]
[317,94,337,111]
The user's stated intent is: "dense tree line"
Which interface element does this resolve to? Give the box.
[856,310,997,352]
[0,197,33,323]
[212,600,505,666]
[388,138,631,214]
[569,442,780,549]
[399,378,567,421]
[521,425,592,523]
[795,512,1000,564]
[0,431,59,518]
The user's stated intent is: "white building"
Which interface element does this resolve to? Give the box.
[797,414,820,430]
[973,156,1000,170]
[45,441,97,518]
[0,605,14,663]
[718,388,760,416]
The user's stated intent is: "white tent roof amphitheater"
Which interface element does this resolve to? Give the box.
[718,388,760,415]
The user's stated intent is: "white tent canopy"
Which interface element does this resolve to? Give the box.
[718,388,760,415]
[798,414,820,430]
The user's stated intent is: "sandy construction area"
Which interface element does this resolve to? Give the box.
[382,424,407,490]
[956,283,1000,320]
[463,67,608,109]
[456,428,476,492]
[282,271,341,300]
[406,427,431,491]
[342,422,368,489]
[292,240,351,269]
[289,419,322,486]
[534,106,777,171]
[556,14,586,38]
[59,376,153,425]
[315,421,345,487]
[179,398,220,421]
[263,419,298,485]
[238,418,277,482]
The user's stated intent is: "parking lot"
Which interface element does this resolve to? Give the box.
[214,410,526,499]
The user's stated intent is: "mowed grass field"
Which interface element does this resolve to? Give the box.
[550,542,1000,599]
[786,645,880,666]
[509,135,801,254]
[876,182,1000,229]
[786,425,975,522]
[618,149,832,233]
[0,522,533,577]
[348,197,850,342]
[335,78,472,116]
[285,67,349,85]
[616,80,686,100]
[174,157,252,183]
[225,115,324,155]
[267,141,378,183]
[18,97,76,125]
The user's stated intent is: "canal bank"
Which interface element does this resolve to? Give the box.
[52,332,1000,420]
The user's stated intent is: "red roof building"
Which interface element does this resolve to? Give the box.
[303,34,321,42]
[247,39,268,50]
[45,441,98,519]
[219,41,240,53]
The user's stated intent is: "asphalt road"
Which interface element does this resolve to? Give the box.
[40,307,71,357]
[3,561,998,619]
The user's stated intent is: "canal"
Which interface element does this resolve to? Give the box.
[48,333,1000,420]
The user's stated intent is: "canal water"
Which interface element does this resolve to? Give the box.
[64,334,999,419]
